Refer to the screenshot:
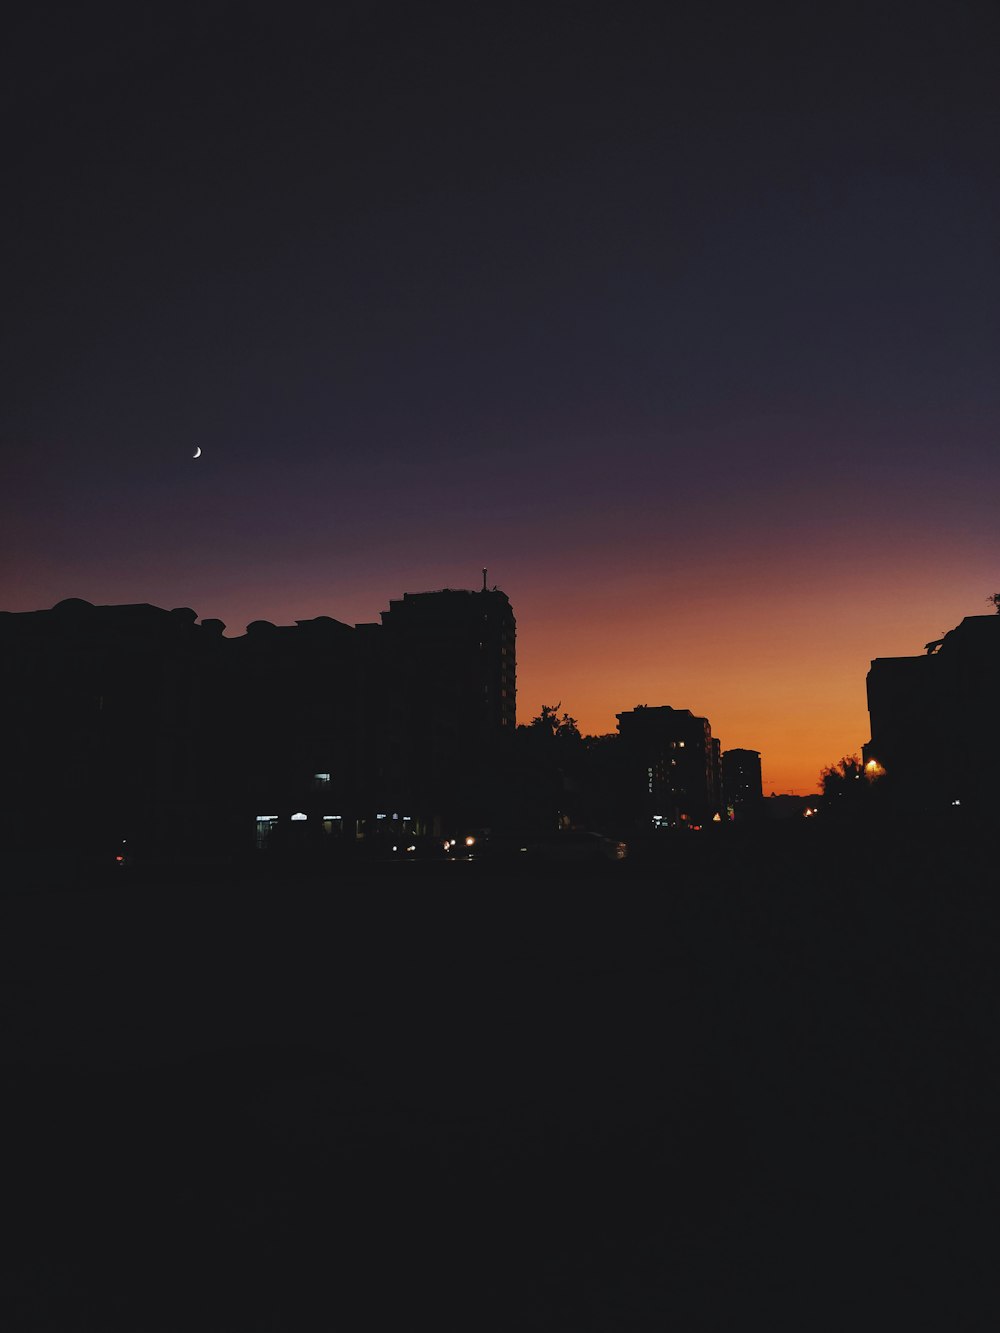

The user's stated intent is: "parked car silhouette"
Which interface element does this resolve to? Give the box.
[520,831,628,863]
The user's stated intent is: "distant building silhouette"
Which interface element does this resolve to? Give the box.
[865,612,1000,814]
[760,794,813,820]
[615,705,723,828]
[0,585,516,867]
[722,748,763,812]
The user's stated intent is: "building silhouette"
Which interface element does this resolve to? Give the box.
[722,748,763,813]
[363,588,516,833]
[0,599,231,867]
[0,584,516,868]
[864,612,1000,814]
[230,613,361,858]
[615,705,723,828]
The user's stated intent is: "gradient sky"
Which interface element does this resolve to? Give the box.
[3,1,998,793]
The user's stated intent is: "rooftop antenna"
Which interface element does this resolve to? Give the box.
[482,567,488,592]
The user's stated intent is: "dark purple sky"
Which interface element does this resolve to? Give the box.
[3,1,998,790]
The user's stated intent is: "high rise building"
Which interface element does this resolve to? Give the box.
[375,587,516,826]
[379,587,515,731]
[616,705,722,827]
[722,749,763,809]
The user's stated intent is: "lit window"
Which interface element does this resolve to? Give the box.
[291,812,307,821]
[314,773,331,783]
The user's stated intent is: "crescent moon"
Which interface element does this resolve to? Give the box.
[193,447,202,459]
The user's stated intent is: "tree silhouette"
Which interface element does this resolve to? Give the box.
[819,754,887,819]
[526,703,581,741]
[820,754,864,798]
[513,704,586,829]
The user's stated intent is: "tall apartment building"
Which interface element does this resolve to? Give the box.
[374,587,516,826]
[380,587,515,729]
[722,748,763,810]
[616,705,722,827]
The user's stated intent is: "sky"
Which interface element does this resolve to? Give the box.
[3,0,998,793]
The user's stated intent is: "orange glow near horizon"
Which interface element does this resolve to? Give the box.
[4,523,993,798]
[510,558,994,796]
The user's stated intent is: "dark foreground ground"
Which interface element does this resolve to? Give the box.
[3,820,997,1330]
